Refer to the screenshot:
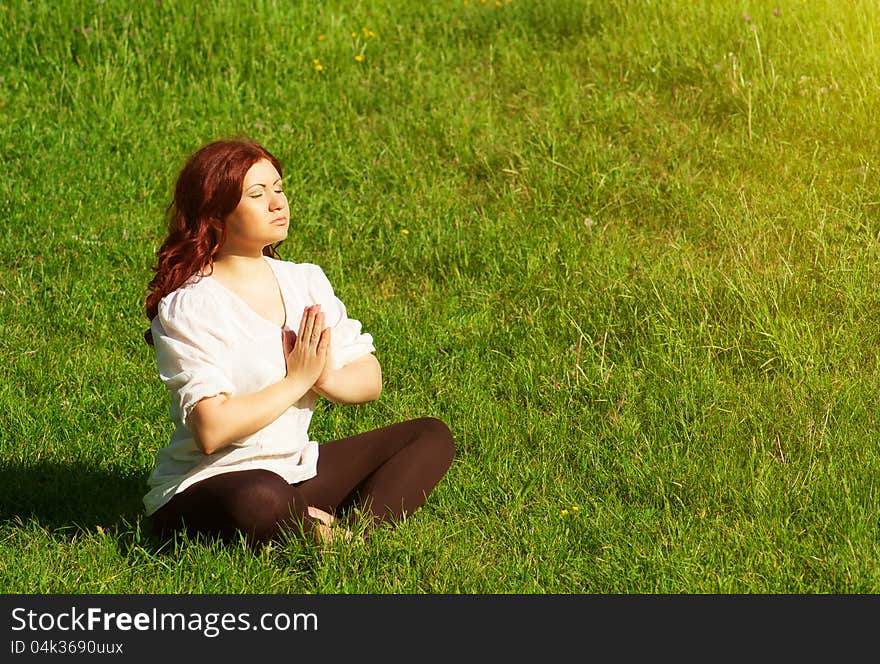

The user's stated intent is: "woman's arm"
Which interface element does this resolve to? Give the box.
[189,373,314,455]
[312,353,382,405]
[190,305,330,454]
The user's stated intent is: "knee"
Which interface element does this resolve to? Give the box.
[414,417,455,466]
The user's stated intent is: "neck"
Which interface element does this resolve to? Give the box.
[212,247,268,277]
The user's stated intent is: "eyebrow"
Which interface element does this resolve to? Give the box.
[245,178,283,191]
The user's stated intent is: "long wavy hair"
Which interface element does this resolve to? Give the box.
[144,138,283,344]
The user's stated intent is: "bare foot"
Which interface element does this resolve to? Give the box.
[307,506,336,526]
[307,506,353,546]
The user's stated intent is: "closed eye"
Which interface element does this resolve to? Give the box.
[245,179,283,197]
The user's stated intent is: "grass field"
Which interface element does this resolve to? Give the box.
[1,0,880,593]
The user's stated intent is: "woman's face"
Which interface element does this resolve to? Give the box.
[222,159,290,251]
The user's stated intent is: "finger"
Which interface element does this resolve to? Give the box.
[318,326,331,353]
[298,305,312,339]
[301,305,317,341]
[311,311,324,343]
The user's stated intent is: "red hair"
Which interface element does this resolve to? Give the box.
[144,139,283,344]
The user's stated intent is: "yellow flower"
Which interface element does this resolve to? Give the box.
[351,31,357,38]
[354,54,365,62]
[571,505,580,512]
[560,509,569,516]
[313,60,324,72]
[400,229,410,235]
[317,34,326,41]
[362,27,376,38]
[496,1,502,5]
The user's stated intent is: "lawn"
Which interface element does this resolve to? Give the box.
[1,0,879,592]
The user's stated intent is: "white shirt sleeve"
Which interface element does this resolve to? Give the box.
[306,264,376,370]
[151,288,236,429]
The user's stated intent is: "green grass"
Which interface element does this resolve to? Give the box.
[2,0,880,592]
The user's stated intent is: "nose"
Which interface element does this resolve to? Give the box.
[269,190,287,211]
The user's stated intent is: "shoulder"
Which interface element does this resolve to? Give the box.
[155,275,220,329]
[267,257,332,290]
[158,274,213,315]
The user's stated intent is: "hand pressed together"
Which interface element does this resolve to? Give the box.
[287,304,330,387]
[285,304,331,388]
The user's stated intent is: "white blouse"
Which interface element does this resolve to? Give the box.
[143,257,376,516]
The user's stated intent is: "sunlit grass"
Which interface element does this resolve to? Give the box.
[1,0,879,592]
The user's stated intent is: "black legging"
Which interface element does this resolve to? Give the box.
[150,417,455,545]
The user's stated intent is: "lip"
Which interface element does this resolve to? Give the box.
[270,217,289,226]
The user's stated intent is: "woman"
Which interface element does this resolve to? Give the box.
[143,138,455,547]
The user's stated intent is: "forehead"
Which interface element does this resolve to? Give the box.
[243,159,281,186]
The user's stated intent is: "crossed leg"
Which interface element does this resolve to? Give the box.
[150,417,455,547]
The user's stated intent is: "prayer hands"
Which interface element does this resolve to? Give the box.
[285,304,330,388]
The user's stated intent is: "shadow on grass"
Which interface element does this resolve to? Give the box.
[0,461,324,563]
[0,461,147,533]
[0,461,337,582]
